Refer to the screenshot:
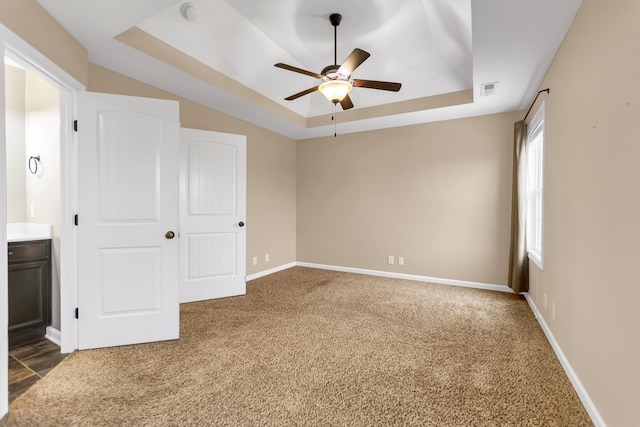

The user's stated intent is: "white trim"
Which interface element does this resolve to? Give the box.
[2,39,84,92]
[296,262,513,293]
[61,90,78,354]
[523,293,606,427]
[527,251,544,270]
[45,326,62,347]
[526,101,545,270]
[246,262,297,282]
[0,42,8,419]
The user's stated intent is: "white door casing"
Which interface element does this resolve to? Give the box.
[179,128,246,303]
[1,26,86,416]
[77,92,180,350]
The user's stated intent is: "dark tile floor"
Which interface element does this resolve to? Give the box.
[8,338,68,403]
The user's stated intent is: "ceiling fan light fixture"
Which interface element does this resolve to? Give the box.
[318,80,352,103]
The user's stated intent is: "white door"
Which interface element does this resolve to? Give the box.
[179,128,246,303]
[76,92,180,350]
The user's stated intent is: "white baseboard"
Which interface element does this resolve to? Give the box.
[247,261,512,293]
[296,262,513,293]
[246,262,297,282]
[523,293,606,427]
[45,326,61,347]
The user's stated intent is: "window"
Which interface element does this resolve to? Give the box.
[526,102,545,268]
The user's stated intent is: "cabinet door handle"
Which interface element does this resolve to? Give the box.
[8,251,12,256]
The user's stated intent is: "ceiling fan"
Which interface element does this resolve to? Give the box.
[274,13,402,111]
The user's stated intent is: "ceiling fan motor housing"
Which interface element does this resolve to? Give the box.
[321,65,346,81]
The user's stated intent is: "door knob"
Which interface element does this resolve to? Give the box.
[165,231,175,239]
[238,221,245,227]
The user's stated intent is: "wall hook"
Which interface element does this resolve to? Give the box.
[28,155,40,175]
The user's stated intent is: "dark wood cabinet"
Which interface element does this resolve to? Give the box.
[8,239,51,347]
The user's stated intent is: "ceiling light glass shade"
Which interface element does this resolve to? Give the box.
[318,80,352,103]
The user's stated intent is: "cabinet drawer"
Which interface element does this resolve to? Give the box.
[8,241,50,263]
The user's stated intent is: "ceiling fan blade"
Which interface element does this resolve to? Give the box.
[275,63,323,79]
[337,48,370,76]
[284,86,319,101]
[340,94,354,110]
[352,79,402,92]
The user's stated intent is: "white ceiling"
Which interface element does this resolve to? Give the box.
[137,0,473,117]
[38,0,582,140]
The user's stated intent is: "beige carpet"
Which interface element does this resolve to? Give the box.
[2,267,592,426]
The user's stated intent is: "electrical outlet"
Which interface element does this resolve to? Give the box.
[265,254,270,262]
[544,293,548,309]
[398,257,404,266]
[387,255,394,265]
[252,256,257,266]
[551,303,556,320]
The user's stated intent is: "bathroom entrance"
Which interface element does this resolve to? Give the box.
[1,34,81,411]
[5,56,62,348]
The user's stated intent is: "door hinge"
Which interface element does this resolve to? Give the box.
[74,307,79,319]
[74,214,78,226]
[73,120,78,132]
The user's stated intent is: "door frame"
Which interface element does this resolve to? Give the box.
[0,23,83,415]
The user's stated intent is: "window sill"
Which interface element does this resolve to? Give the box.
[528,251,544,270]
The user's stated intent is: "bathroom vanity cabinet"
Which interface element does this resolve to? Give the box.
[8,239,51,347]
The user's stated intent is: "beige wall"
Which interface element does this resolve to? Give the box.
[87,65,297,276]
[528,0,640,425]
[297,112,520,285]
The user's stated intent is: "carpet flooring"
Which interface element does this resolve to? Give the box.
[1,267,592,426]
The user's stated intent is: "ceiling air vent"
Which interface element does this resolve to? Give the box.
[481,81,498,97]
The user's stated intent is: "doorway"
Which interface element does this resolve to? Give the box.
[5,57,62,346]
[1,27,84,416]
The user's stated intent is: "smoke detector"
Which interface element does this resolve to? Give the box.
[180,2,199,21]
[481,81,498,97]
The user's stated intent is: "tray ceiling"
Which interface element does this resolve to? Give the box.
[37,0,582,139]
